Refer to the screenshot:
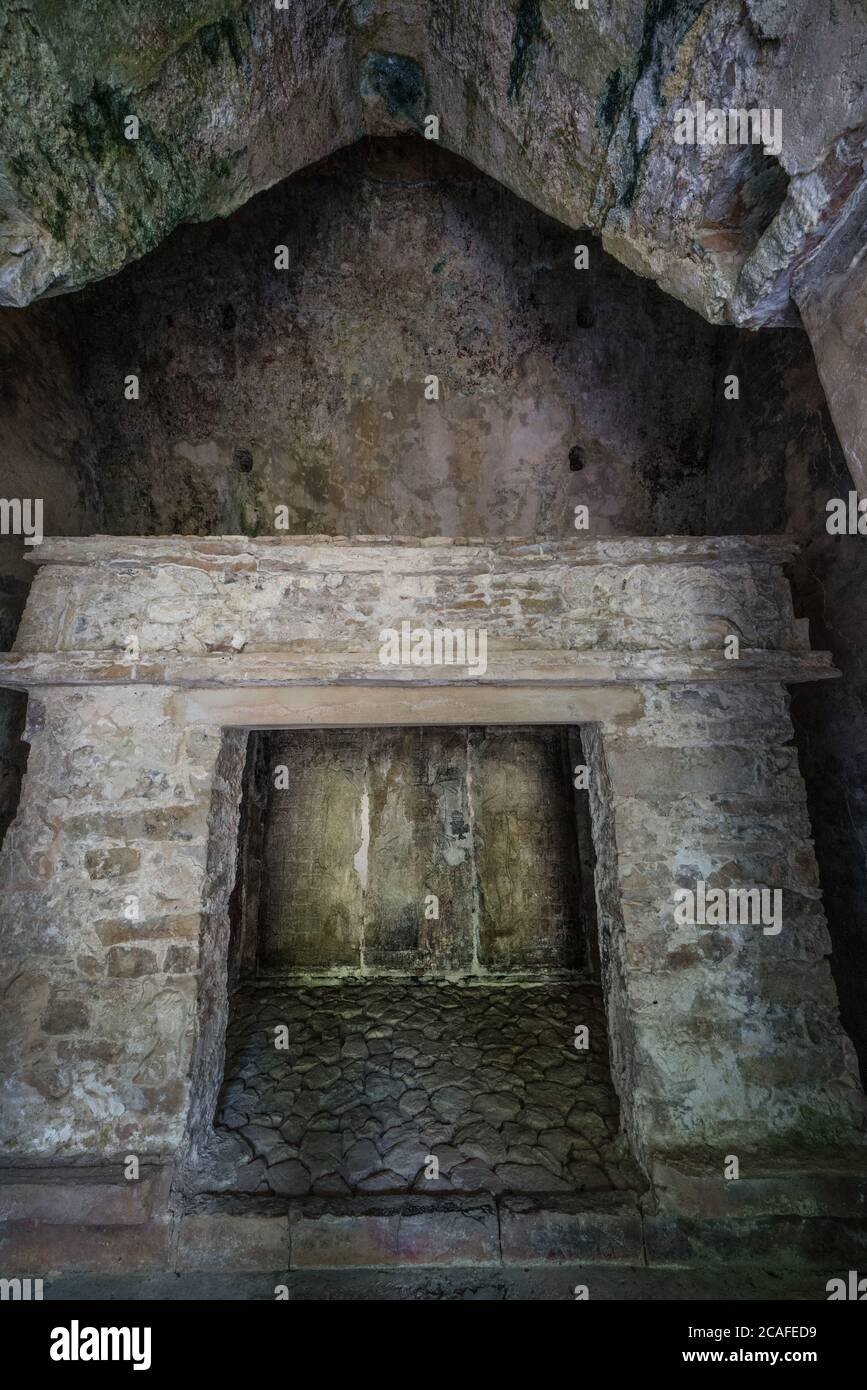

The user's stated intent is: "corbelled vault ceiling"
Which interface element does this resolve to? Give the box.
[1,1,865,483]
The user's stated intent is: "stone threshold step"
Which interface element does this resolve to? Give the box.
[32,1264,851,1301]
[176,1194,867,1273]
[178,1194,645,1271]
[3,1203,866,1276]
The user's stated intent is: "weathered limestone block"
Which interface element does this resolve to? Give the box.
[471,728,582,973]
[587,684,865,1169]
[260,730,367,971]
[0,687,230,1156]
[363,727,477,974]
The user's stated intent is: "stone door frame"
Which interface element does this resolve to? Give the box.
[184,705,607,1179]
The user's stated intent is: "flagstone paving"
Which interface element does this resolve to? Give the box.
[194,981,643,1198]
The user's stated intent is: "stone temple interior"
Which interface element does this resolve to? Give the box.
[0,1,866,1305]
[190,725,633,1202]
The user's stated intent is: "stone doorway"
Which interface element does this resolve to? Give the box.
[190,726,641,1201]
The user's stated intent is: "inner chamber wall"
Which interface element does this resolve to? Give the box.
[228,726,597,982]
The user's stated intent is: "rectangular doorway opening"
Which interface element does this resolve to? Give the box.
[192,727,641,1201]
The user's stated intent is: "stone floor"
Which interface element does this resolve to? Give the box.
[194,980,642,1198]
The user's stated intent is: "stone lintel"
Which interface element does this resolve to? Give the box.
[170,685,644,728]
[0,649,839,692]
[25,533,801,571]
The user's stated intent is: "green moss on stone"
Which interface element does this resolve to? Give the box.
[596,68,628,137]
[199,13,249,70]
[508,0,542,103]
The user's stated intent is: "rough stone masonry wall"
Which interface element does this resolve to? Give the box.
[0,535,862,1173]
[706,326,867,1086]
[585,684,864,1172]
[0,686,238,1158]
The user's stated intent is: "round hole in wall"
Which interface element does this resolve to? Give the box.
[234,448,254,473]
[568,445,585,472]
